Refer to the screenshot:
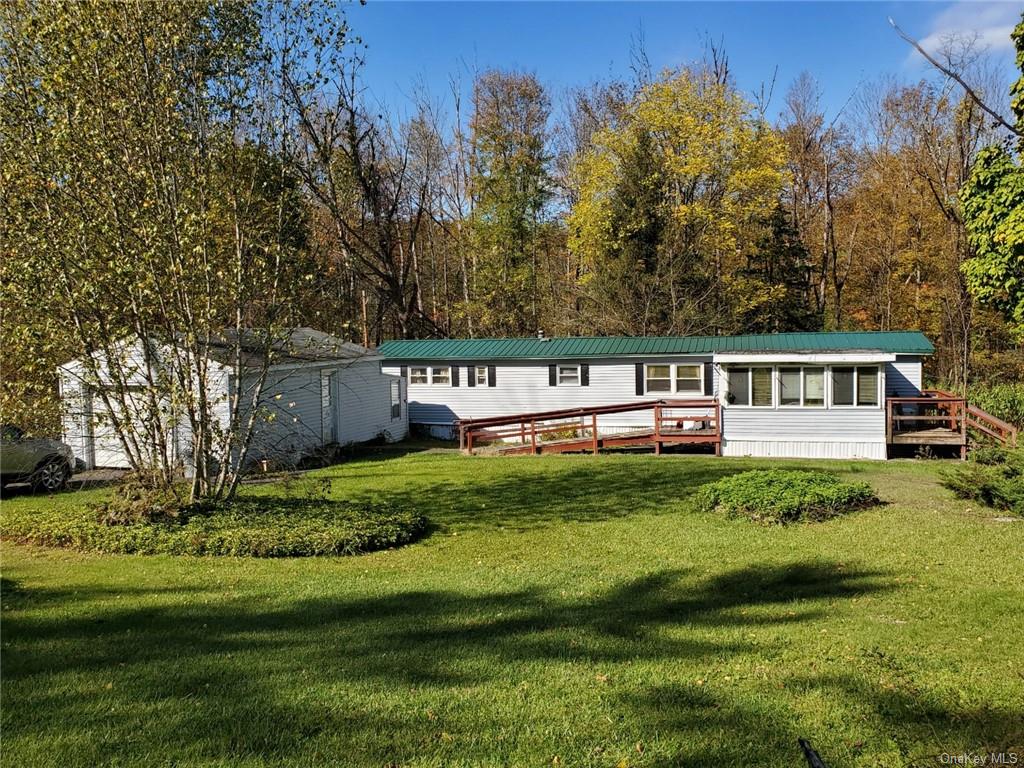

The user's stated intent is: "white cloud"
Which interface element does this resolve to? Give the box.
[910,2,1018,65]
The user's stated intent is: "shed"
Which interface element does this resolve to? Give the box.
[60,328,407,470]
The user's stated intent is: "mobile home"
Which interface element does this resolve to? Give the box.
[380,331,933,460]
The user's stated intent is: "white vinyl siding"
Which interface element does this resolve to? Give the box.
[385,357,717,428]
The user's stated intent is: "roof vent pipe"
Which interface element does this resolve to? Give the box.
[537,329,545,340]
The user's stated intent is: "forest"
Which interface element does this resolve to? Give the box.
[2,1,1022,434]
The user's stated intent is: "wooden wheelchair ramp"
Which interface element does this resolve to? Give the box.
[457,400,721,456]
[886,389,1017,458]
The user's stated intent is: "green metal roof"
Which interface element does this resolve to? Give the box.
[377,331,934,361]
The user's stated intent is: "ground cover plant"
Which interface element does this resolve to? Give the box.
[2,447,1022,767]
[941,446,1024,515]
[1,490,426,556]
[696,469,878,524]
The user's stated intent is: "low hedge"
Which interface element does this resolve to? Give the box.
[941,447,1024,516]
[696,469,877,524]
[1,496,427,557]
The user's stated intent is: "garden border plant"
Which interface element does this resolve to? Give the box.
[1,493,428,557]
[696,469,878,524]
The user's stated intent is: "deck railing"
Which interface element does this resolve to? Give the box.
[457,399,720,455]
[886,390,1018,453]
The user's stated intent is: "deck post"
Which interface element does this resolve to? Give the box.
[654,404,662,455]
[591,413,598,455]
[886,399,893,443]
[960,400,968,459]
[466,429,474,455]
[714,402,722,456]
[459,425,465,452]
[530,420,537,455]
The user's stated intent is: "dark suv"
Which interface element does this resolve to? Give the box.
[0,425,75,492]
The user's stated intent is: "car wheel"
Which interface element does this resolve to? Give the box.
[33,458,69,493]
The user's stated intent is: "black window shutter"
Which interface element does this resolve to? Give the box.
[635,363,644,396]
[400,365,407,378]
[467,365,475,387]
[452,366,460,387]
[702,363,713,396]
[581,364,590,386]
[487,365,496,387]
[548,364,557,386]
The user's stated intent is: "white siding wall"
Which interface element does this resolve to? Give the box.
[886,356,923,397]
[382,357,716,433]
[336,361,408,444]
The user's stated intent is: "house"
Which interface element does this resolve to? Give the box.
[379,331,934,460]
[60,328,407,470]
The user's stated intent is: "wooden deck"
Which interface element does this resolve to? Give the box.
[457,391,1016,459]
[886,389,1017,457]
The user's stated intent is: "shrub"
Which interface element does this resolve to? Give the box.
[941,448,1024,516]
[696,469,877,525]
[2,496,427,556]
[967,382,1024,429]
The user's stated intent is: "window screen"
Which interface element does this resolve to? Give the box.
[832,367,854,406]
[779,367,801,406]
[727,367,750,406]
[803,368,825,406]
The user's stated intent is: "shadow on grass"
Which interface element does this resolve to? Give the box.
[6,560,1014,765]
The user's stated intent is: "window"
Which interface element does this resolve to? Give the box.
[431,366,451,385]
[644,363,703,394]
[558,365,580,385]
[779,367,801,406]
[803,368,825,407]
[856,366,879,406]
[832,367,855,406]
[751,367,773,406]
[409,367,428,385]
[390,381,401,419]
[675,364,703,394]
[645,365,672,393]
[727,367,750,406]
[475,366,488,386]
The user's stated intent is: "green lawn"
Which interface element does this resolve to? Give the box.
[2,449,1022,767]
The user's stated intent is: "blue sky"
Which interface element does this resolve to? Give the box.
[346,1,1019,124]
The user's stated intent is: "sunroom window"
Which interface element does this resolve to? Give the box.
[779,367,801,406]
[856,366,879,406]
[803,368,825,407]
[727,367,750,406]
[751,367,773,407]
[832,367,855,406]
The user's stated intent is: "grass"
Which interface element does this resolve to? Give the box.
[2,446,1023,767]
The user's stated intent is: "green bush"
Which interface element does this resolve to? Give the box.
[941,448,1024,515]
[1,496,427,556]
[967,382,1024,428]
[696,469,877,525]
